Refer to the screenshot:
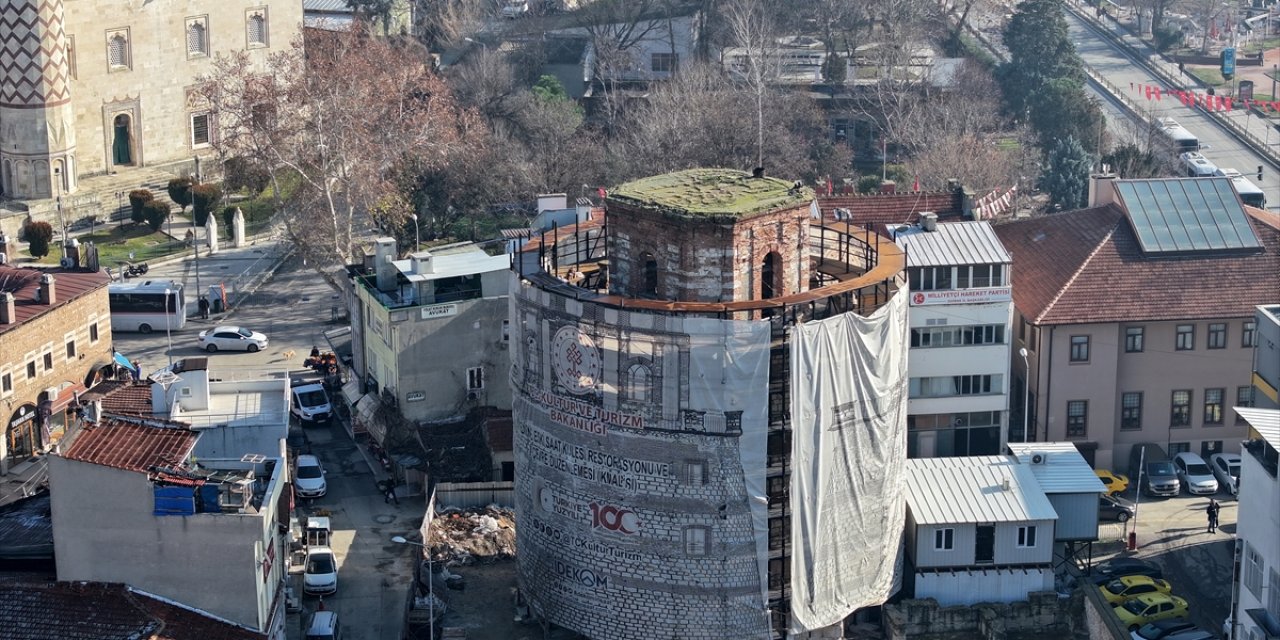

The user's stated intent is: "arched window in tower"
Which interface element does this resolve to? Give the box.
[626,363,652,403]
[761,251,782,299]
[248,13,267,46]
[641,253,658,298]
[107,33,129,69]
[186,21,207,56]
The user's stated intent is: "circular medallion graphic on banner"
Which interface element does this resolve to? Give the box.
[551,325,601,395]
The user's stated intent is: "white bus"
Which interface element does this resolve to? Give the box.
[1180,151,1218,177]
[1159,117,1200,152]
[1216,168,1267,208]
[108,280,186,333]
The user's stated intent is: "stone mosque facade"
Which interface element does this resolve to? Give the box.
[0,0,302,230]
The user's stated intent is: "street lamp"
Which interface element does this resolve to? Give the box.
[192,156,202,306]
[410,214,420,253]
[164,288,174,368]
[391,536,434,640]
[1019,347,1030,443]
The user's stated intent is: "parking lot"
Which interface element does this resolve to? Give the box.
[1093,483,1237,636]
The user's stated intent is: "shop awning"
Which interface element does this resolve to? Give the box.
[341,379,363,405]
[113,352,136,371]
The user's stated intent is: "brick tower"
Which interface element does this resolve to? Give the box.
[512,168,911,638]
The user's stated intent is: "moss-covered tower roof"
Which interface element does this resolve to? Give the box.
[609,168,813,219]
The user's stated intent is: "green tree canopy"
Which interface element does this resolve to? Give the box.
[23,221,54,259]
[142,200,171,232]
[128,189,154,224]
[531,75,570,102]
[1040,136,1092,210]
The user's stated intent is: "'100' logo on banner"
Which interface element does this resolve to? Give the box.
[590,502,640,534]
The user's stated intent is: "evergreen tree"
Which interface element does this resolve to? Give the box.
[1040,136,1092,210]
[999,0,1104,154]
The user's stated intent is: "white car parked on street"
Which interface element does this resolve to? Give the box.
[294,455,327,499]
[196,325,269,353]
[1172,452,1219,495]
[303,547,338,595]
[1209,453,1241,496]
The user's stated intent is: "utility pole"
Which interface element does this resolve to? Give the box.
[193,156,202,309]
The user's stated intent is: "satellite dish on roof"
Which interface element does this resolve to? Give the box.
[150,369,182,390]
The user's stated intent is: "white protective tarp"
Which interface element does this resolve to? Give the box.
[789,292,909,633]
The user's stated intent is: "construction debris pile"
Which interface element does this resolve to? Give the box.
[428,505,516,564]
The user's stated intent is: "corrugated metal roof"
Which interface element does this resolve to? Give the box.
[906,457,1058,525]
[1237,407,1280,447]
[394,250,510,282]
[891,220,1012,268]
[1006,442,1108,494]
[303,0,349,12]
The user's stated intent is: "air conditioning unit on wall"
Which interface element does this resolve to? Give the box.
[1030,451,1049,465]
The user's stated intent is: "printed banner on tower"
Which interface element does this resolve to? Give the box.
[789,292,909,633]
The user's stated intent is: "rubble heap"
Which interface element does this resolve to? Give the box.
[427,505,516,564]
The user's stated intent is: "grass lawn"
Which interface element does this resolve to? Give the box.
[34,224,187,266]
[1188,67,1229,88]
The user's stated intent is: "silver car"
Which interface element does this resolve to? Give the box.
[1209,453,1241,496]
[1173,452,1219,495]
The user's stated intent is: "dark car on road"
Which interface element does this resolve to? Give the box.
[1100,494,1136,522]
[1130,619,1198,640]
[1093,557,1164,585]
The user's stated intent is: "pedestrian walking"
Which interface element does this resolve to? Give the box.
[198,296,210,320]
[382,480,400,505]
[130,361,141,382]
[1207,498,1220,533]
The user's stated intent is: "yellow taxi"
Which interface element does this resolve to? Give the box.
[1113,593,1189,631]
[1101,575,1172,606]
[1096,469,1130,496]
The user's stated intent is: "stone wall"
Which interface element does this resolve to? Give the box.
[1,271,113,470]
[884,591,1094,640]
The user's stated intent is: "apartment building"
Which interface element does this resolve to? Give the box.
[994,177,1280,470]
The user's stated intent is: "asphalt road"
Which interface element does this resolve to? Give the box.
[113,253,426,640]
[1065,4,1280,208]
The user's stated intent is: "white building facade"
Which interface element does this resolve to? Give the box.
[1229,408,1280,640]
[895,219,1014,458]
[49,417,288,637]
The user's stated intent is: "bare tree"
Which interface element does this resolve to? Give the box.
[195,25,482,272]
[723,0,778,169]
[609,62,848,182]
[577,0,667,129]
[416,0,488,48]
[897,61,1035,191]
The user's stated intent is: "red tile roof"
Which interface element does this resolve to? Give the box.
[83,380,155,415]
[994,205,1280,325]
[818,190,964,229]
[0,581,264,639]
[63,417,198,474]
[0,265,109,338]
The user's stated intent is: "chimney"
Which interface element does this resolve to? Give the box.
[0,292,15,324]
[920,212,938,232]
[374,237,397,293]
[410,251,434,275]
[64,238,81,268]
[1087,172,1118,208]
[879,180,896,194]
[38,273,56,305]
